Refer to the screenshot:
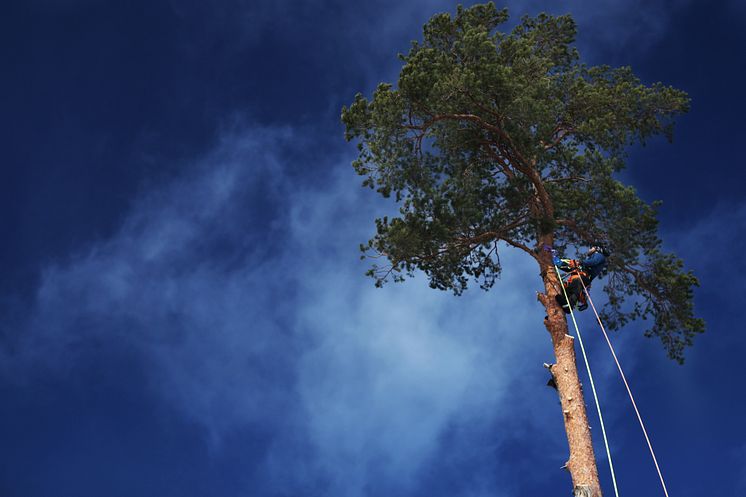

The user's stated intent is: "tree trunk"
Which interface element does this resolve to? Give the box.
[537,250,603,497]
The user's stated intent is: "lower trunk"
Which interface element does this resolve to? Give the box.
[538,255,602,497]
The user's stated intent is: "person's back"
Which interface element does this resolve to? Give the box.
[580,251,607,281]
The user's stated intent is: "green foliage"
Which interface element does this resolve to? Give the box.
[341,2,702,362]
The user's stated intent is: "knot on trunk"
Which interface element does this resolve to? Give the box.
[573,485,597,497]
[537,291,549,306]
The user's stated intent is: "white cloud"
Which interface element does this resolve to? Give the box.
[521,0,692,56]
[272,150,564,496]
[4,123,578,495]
[667,201,746,267]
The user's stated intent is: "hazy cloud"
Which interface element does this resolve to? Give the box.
[517,0,693,56]
[4,124,575,495]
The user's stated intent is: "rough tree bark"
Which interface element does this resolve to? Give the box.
[536,245,603,497]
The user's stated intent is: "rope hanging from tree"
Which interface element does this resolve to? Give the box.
[579,277,671,497]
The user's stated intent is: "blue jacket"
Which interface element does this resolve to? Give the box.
[580,252,607,280]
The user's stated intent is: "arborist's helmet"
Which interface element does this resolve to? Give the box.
[591,245,610,257]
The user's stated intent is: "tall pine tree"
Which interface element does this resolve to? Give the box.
[342,3,703,495]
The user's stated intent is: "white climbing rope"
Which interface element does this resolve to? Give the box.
[554,265,620,497]
[579,277,671,497]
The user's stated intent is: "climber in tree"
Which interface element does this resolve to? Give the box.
[553,246,610,312]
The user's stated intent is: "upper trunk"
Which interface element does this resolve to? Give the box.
[536,247,603,497]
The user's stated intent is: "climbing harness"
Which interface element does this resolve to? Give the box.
[563,268,590,311]
[553,255,591,312]
[554,264,620,497]
[579,277,671,497]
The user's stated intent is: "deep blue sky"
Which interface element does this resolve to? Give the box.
[2,1,745,496]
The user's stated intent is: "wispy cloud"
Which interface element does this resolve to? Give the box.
[9,128,302,437]
[5,124,571,495]
[518,0,693,56]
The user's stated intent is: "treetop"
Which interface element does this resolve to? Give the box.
[341,2,702,362]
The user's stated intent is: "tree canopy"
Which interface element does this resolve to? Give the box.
[341,2,703,362]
